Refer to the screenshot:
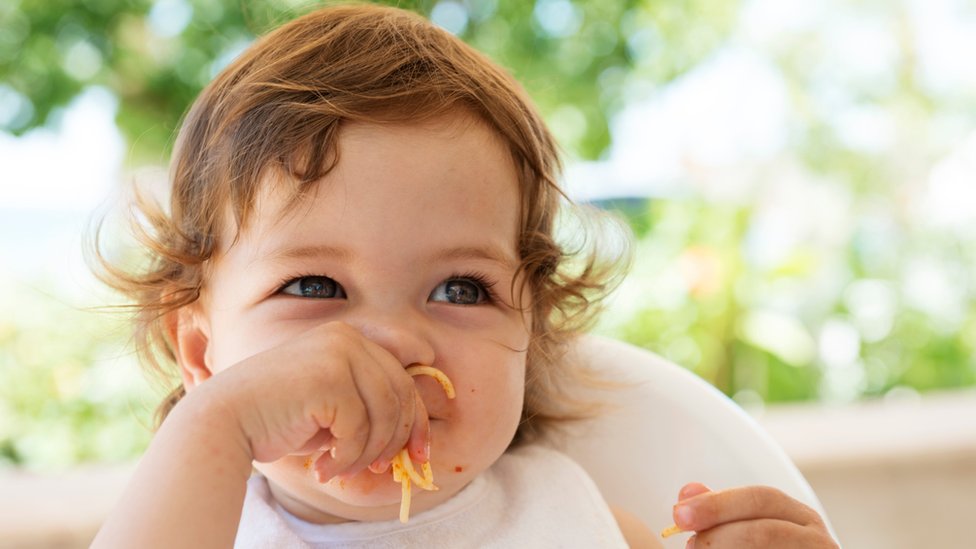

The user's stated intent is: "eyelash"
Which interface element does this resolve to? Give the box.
[273,271,500,303]
[447,270,499,304]
[274,272,328,296]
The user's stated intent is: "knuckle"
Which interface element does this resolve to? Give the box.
[317,359,347,385]
[374,398,400,428]
[695,492,730,524]
[392,371,414,396]
[365,434,389,459]
[801,504,822,525]
[757,485,785,500]
[743,521,774,546]
[747,487,767,510]
[348,426,370,453]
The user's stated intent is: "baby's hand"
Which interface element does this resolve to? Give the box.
[671,482,838,548]
[189,321,428,481]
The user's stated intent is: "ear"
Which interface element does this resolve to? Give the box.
[165,306,213,391]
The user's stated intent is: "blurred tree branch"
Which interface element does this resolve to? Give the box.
[0,0,737,162]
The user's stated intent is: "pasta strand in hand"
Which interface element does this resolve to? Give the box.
[660,524,683,538]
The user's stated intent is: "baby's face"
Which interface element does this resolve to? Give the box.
[197,112,530,522]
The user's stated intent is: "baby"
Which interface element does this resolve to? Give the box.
[93,4,837,548]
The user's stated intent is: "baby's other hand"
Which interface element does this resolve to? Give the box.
[672,482,838,548]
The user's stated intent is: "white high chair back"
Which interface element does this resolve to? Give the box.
[557,335,833,548]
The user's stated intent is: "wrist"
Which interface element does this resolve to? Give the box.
[166,382,256,475]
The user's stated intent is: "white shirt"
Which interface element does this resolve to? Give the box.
[235,444,628,548]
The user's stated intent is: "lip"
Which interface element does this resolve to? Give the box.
[418,400,453,422]
[424,410,455,427]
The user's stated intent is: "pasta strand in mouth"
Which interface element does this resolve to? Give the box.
[392,364,456,523]
[404,365,457,398]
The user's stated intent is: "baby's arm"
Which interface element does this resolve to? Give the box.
[670,482,838,548]
[91,383,254,548]
[92,322,428,548]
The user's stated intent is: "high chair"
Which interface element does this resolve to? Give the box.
[557,335,835,548]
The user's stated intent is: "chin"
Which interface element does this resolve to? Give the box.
[299,466,407,505]
[259,454,471,523]
[255,463,392,513]
[320,469,404,507]
[311,470,455,523]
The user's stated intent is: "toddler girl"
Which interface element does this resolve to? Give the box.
[93,4,837,548]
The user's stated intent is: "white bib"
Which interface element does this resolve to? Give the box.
[235,444,628,548]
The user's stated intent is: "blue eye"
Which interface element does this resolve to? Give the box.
[429,275,494,305]
[280,276,346,299]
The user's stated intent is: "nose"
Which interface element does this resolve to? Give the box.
[345,309,436,368]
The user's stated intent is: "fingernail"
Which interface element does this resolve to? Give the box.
[329,446,337,459]
[369,459,390,474]
[675,504,695,529]
[422,425,431,462]
[686,534,696,549]
[680,482,708,499]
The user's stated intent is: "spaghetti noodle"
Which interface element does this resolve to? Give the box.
[391,364,456,522]
[660,524,683,538]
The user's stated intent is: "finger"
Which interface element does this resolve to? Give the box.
[678,482,711,501]
[344,358,404,476]
[661,483,711,538]
[370,369,417,472]
[674,486,824,533]
[313,362,371,480]
[356,342,419,472]
[292,429,335,456]
[691,517,836,548]
[406,391,430,463]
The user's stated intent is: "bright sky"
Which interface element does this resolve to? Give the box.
[0,87,123,212]
[565,0,976,202]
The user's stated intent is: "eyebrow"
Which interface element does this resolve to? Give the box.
[264,244,352,262]
[260,243,518,267]
[430,244,518,267]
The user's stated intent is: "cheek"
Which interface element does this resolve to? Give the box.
[446,349,526,439]
[438,366,524,482]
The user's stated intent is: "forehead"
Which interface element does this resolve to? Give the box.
[225,112,522,263]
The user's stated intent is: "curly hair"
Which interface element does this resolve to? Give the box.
[94,3,631,446]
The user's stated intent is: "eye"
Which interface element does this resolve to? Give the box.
[280,276,346,299]
[429,274,494,305]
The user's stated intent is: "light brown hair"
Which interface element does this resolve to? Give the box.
[95,3,630,446]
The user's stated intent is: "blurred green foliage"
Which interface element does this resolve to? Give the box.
[0,0,737,161]
[585,0,976,406]
[0,286,158,470]
[597,199,976,405]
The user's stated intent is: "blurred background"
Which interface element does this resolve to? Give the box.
[1,0,974,547]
